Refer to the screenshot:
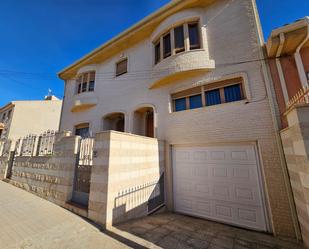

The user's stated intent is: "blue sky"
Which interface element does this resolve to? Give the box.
[0,0,308,106]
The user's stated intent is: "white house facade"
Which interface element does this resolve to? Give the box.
[58,0,299,238]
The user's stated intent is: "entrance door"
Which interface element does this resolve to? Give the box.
[173,144,268,231]
[146,112,154,138]
[72,138,94,207]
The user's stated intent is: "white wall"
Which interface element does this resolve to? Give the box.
[59,0,297,237]
[9,100,62,141]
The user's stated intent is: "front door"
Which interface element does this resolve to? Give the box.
[146,112,154,138]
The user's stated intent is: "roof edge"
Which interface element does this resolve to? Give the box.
[270,16,309,38]
[0,102,14,112]
[57,0,193,79]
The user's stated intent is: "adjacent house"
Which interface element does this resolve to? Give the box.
[0,96,62,143]
[58,0,299,239]
[266,17,309,128]
[267,17,309,247]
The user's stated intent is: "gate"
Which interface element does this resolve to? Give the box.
[114,173,165,215]
[148,173,165,213]
[71,137,94,207]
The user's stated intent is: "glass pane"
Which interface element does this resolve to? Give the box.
[189,23,200,50]
[75,127,90,138]
[174,98,186,112]
[155,41,160,64]
[82,82,87,92]
[88,81,95,91]
[163,33,171,58]
[224,84,242,103]
[77,83,82,94]
[89,72,95,81]
[206,89,221,106]
[189,94,202,109]
[82,73,88,84]
[174,25,184,52]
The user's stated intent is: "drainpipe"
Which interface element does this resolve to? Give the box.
[294,17,309,88]
[275,33,290,104]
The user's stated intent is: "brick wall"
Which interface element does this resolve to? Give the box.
[5,133,79,208]
[281,104,309,247]
[88,131,165,227]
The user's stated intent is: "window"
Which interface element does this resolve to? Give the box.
[77,77,82,94]
[172,78,245,112]
[116,58,128,76]
[82,82,87,92]
[224,84,242,103]
[153,21,201,64]
[2,113,6,121]
[76,71,95,94]
[7,110,12,119]
[206,89,221,106]
[189,94,202,109]
[174,25,185,53]
[75,123,90,138]
[174,98,187,112]
[188,23,200,50]
[88,72,95,91]
[154,41,161,64]
[163,33,171,58]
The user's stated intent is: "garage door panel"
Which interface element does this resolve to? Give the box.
[176,164,258,182]
[173,144,267,231]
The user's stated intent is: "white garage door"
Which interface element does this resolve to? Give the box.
[173,144,268,231]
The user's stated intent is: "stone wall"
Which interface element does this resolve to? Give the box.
[0,156,8,180]
[6,134,80,209]
[1,130,165,228]
[88,131,165,227]
[281,104,309,247]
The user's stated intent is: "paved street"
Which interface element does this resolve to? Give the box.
[0,181,305,249]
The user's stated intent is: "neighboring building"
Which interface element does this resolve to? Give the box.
[266,17,309,128]
[58,0,299,238]
[0,96,62,142]
[267,17,309,247]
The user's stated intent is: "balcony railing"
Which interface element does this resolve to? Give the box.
[287,86,309,112]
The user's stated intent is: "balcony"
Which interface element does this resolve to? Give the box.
[149,49,215,89]
[71,94,98,113]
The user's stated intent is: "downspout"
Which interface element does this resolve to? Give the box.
[251,0,302,240]
[294,17,309,88]
[275,33,290,104]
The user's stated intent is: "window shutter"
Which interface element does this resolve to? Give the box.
[116,59,128,76]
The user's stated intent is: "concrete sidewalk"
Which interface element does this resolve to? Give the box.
[0,181,305,249]
[0,181,128,249]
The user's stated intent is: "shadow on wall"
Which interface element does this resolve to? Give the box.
[112,173,165,226]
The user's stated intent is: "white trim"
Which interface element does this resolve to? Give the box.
[295,20,309,88]
[275,33,289,104]
[276,58,289,103]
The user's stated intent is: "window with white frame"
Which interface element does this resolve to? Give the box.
[154,20,201,65]
[76,71,95,94]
